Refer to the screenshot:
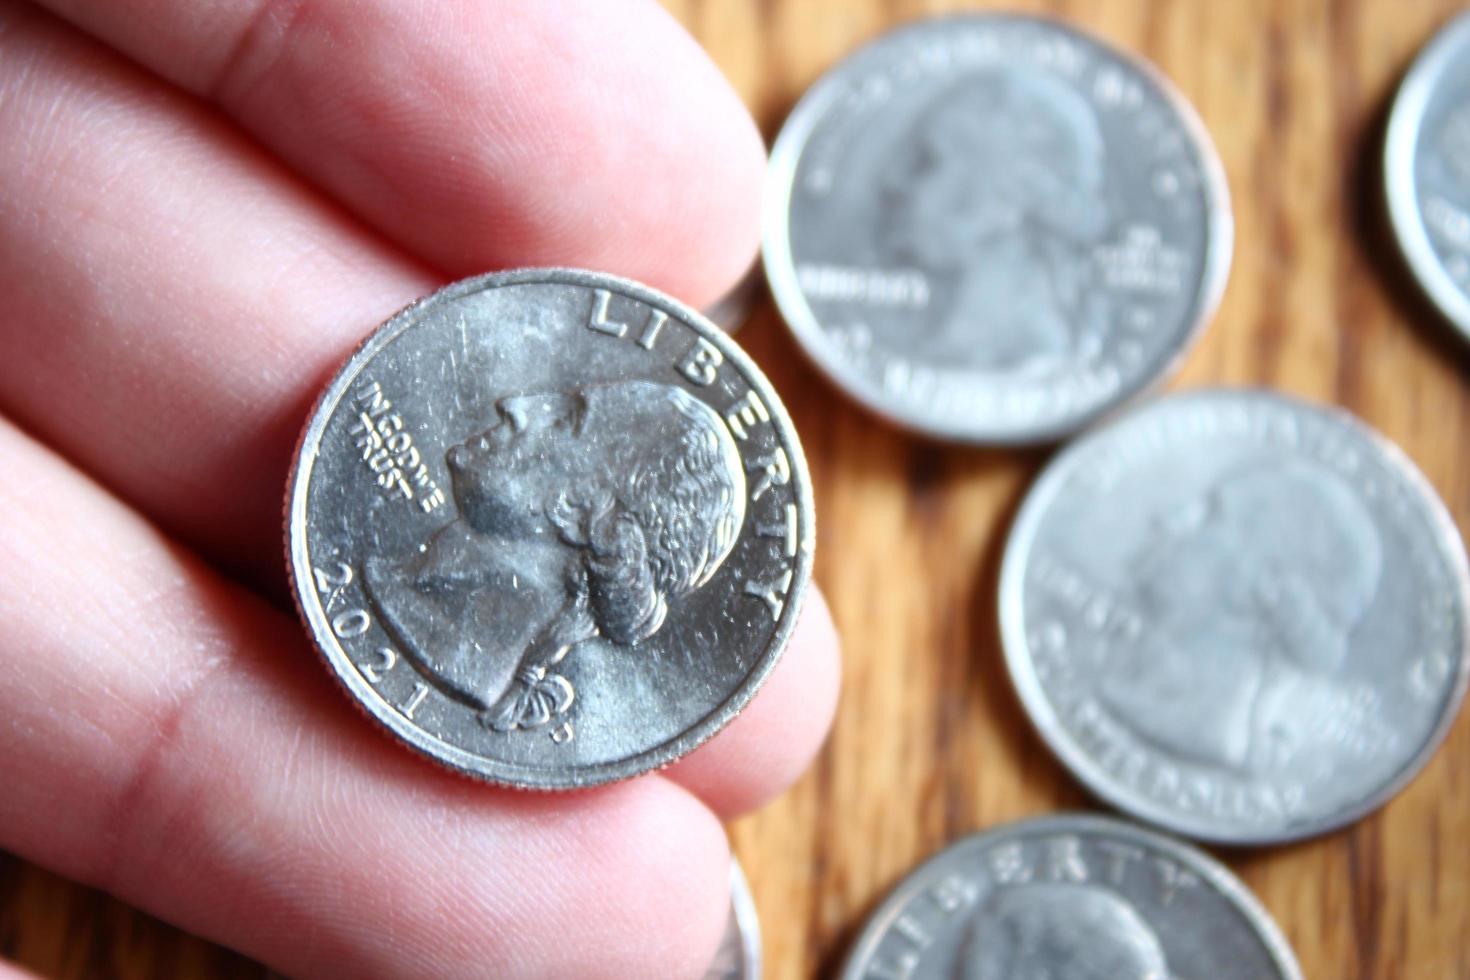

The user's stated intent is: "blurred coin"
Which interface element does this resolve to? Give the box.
[764,14,1231,444]
[1000,389,1470,843]
[704,859,762,980]
[841,813,1302,980]
[1386,12,1470,339]
[287,269,814,789]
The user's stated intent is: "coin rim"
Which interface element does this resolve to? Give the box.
[838,812,1304,980]
[998,387,1470,844]
[762,11,1234,445]
[286,267,816,790]
[1384,11,1470,341]
[728,858,763,980]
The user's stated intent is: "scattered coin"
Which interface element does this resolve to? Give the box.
[287,269,814,789]
[704,859,762,980]
[764,13,1232,444]
[841,813,1302,980]
[1385,12,1470,340]
[1000,389,1470,844]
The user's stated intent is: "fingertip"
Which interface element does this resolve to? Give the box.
[566,778,732,978]
[519,0,767,308]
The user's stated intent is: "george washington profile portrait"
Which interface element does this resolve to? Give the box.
[955,882,1174,980]
[1101,459,1386,774]
[362,380,746,734]
[879,67,1112,372]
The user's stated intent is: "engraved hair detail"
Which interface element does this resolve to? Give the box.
[549,383,747,645]
[489,381,746,733]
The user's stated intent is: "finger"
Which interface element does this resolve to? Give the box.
[0,3,832,820]
[37,0,764,308]
[0,962,40,980]
[663,586,841,816]
[0,416,730,980]
[0,0,434,581]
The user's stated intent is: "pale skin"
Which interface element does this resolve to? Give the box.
[0,1,842,977]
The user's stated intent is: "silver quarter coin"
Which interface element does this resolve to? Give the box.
[704,858,762,980]
[287,269,814,789]
[841,813,1302,980]
[1386,12,1470,339]
[764,13,1232,444]
[1000,389,1470,844]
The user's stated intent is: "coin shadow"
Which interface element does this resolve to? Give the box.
[1354,53,1470,375]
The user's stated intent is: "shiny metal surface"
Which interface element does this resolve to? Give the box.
[1385,12,1470,340]
[1000,389,1470,843]
[287,269,814,789]
[840,814,1302,980]
[764,13,1232,444]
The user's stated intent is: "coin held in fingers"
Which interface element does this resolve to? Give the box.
[287,269,814,789]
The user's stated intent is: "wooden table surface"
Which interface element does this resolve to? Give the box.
[5,0,1470,977]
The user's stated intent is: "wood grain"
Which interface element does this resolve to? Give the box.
[5,1,1470,977]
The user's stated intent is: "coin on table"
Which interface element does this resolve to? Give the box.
[1385,12,1470,340]
[841,813,1302,980]
[1000,389,1470,844]
[764,13,1232,444]
[704,859,762,980]
[286,269,814,789]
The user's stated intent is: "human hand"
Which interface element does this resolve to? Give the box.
[0,1,841,976]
